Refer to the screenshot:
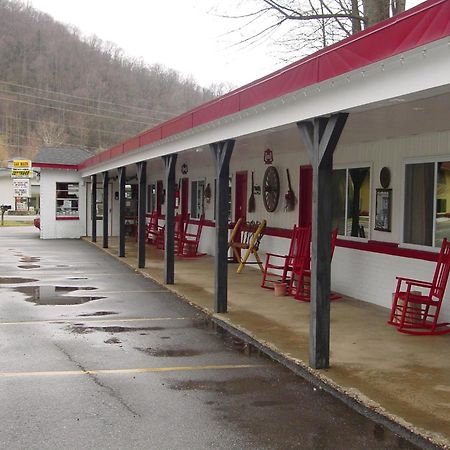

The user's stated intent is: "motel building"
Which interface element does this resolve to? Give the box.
[32,1,450,445]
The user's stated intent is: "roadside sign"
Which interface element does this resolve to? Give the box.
[13,159,32,169]
[13,179,31,198]
[11,169,33,178]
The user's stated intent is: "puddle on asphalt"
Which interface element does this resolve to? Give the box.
[78,311,118,317]
[13,285,104,305]
[104,337,122,344]
[134,347,202,357]
[67,325,164,334]
[18,265,40,269]
[19,256,40,263]
[193,316,260,356]
[169,376,279,394]
[0,277,38,284]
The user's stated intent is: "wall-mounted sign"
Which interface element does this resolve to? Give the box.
[264,148,273,164]
[13,159,32,169]
[11,169,33,178]
[181,163,188,174]
[13,178,31,198]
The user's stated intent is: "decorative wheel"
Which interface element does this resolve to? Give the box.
[262,166,280,212]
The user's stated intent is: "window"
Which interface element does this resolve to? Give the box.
[404,161,450,247]
[95,184,103,220]
[332,167,370,238]
[56,182,79,218]
[191,179,205,219]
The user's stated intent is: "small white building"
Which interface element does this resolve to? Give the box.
[33,147,94,239]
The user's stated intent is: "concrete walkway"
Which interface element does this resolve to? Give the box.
[88,236,450,449]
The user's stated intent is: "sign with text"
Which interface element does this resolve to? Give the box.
[13,159,32,168]
[13,178,31,198]
[11,169,33,178]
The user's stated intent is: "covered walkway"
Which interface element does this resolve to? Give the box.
[87,236,450,449]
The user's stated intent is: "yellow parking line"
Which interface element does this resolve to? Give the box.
[0,317,190,326]
[0,364,262,378]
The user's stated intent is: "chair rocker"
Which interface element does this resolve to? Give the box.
[388,238,450,335]
[290,228,339,302]
[261,225,311,290]
[177,214,206,257]
[229,220,267,274]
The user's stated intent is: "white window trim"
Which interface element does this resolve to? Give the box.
[400,155,450,252]
[190,177,206,219]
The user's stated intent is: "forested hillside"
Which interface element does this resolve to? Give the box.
[0,0,217,162]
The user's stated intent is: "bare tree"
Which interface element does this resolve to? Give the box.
[216,0,407,60]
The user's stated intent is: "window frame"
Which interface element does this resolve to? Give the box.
[332,162,372,241]
[401,155,449,251]
[56,182,79,220]
[190,178,206,219]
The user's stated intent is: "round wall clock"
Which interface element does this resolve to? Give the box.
[262,166,280,212]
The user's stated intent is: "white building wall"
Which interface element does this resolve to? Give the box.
[40,168,85,239]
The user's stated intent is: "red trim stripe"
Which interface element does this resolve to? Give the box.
[78,0,449,171]
[34,163,78,170]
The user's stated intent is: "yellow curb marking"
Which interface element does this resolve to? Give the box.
[0,317,190,326]
[0,364,262,378]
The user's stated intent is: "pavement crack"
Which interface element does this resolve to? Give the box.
[53,342,141,418]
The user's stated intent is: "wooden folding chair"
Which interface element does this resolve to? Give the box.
[261,225,311,289]
[388,238,450,335]
[178,214,206,257]
[229,220,267,274]
[227,218,244,248]
[290,228,339,301]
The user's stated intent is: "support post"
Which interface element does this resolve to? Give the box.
[136,161,147,268]
[118,166,126,257]
[297,113,348,369]
[162,154,177,284]
[210,140,235,313]
[102,171,109,248]
[91,174,97,242]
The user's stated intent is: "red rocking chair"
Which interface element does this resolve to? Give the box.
[388,238,450,335]
[156,213,189,250]
[145,211,161,244]
[177,214,206,257]
[290,228,339,302]
[261,225,311,289]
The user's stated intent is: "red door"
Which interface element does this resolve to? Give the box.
[181,178,189,219]
[299,165,312,227]
[234,171,248,222]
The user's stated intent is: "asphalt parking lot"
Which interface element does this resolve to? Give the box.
[0,227,424,449]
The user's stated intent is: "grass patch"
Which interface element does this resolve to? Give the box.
[0,221,34,227]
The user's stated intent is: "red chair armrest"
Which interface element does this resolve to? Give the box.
[404,279,433,288]
[266,253,287,259]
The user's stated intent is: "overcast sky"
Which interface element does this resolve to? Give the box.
[27,0,425,89]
